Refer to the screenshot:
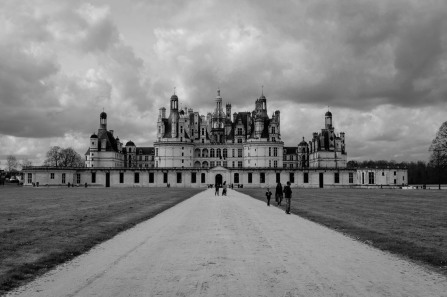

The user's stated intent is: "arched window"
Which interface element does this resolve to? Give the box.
[217,148,221,158]
[234,173,239,183]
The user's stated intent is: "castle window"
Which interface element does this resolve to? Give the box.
[91,172,96,183]
[217,149,221,158]
[156,148,158,156]
[238,149,242,157]
[269,147,271,156]
[232,161,235,167]
[201,128,205,136]
[76,174,81,184]
[223,161,227,167]
[289,173,295,183]
[248,173,253,183]
[62,173,66,184]
[149,172,154,183]
[210,149,215,158]
[120,172,124,183]
[276,173,280,183]
[368,172,374,184]
[272,137,276,142]
[237,128,242,135]
[334,172,340,183]
[238,161,242,168]
[50,173,55,179]
[304,172,309,183]
[260,173,265,183]
[223,149,228,158]
[201,173,206,183]
[237,138,242,143]
[274,147,278,157]
[272,127,275,134]
[210,161,215,167]
[269,160,271,167]
[274,160,278,168]
[234,173,239,183]
[145,156,148,161]
[163,173,168,183]
[191,172,196,183]
[134,172,140,183]
[349,173,353,183]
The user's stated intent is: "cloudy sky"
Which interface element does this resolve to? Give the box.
[1,0,447,168]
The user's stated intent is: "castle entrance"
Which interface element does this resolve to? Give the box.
[215,174,223,187]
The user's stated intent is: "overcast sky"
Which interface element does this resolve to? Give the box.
[1,0,447,168]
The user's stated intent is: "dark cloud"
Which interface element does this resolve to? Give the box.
[2,0,447,165]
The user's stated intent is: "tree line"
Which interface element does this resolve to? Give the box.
[3,146,84,173]
[347,160,446,185]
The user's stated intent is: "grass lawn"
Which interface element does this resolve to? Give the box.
[238,188,447,275]
[0,187,203,295]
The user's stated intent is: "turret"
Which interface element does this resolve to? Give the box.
[170,94,178,111]
[215,89,223,113]
[100,111,107,130]
[226,103,232,120]
[325,110,332,129]
[159,107,166,119]
[90,133,98,152]
[254,117,264,138]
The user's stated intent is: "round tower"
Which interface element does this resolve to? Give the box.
[100,111,107,130]
[90,133,98,152]
[325,110,332,129]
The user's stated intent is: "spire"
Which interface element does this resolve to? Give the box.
[217,88,221,97]
[261,85,264,96]
[174,86,176,95]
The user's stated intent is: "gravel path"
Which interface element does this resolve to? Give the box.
[7,189,447,297]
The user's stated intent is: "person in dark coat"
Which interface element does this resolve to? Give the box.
[215,183,220,196]
[284,181,292,214]
[275,182,283,206]
[265,188,272,206]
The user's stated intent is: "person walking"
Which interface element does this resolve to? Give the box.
[275,182,283,206]
[265,188,272,206]
[222,181,227,196]
[284,181,292,214]
[215,183,220,196]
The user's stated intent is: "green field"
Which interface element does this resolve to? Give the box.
[238,188,447,275]
[0,187,203,295]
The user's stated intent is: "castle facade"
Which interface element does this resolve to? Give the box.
[23,90,407,188]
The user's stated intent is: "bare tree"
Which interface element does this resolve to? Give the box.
[6,155,18,172]
[44,146,84,167]
[21,159,33,169]
[429,121,447,189]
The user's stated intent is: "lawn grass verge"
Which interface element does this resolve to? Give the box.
[0,187,203,295]
[238,188,447,275]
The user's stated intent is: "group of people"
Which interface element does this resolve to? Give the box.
[265,182,293,214]
[215,181,228,196]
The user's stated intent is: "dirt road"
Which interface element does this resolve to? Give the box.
[7,189,447,297]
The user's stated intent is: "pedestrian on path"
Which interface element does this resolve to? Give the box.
[215,183,220,196]
[222,181,227,196]
[275,182,283,206]
[284,181,292,214]
[265,188,272,206]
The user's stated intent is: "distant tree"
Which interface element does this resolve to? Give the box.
[21,159,33,169]
[347,160,359,168]
[6,155,18,172]
[44,146,84,167]
[429,121,447,189]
